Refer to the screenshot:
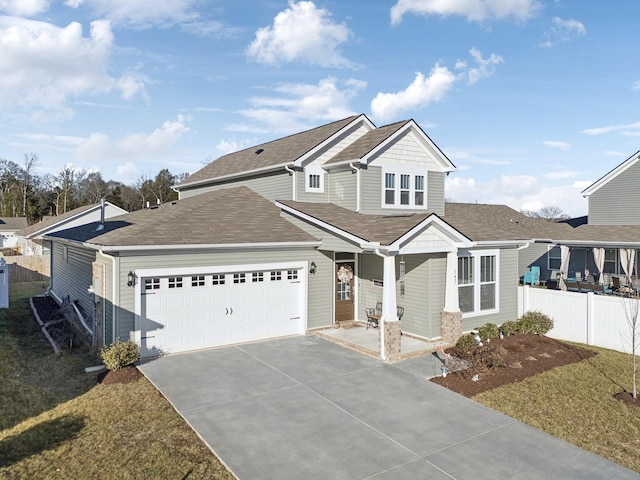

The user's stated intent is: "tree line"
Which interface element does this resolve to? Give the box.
[1,154,189,224]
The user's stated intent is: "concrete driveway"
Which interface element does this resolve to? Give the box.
[139,335,639,480]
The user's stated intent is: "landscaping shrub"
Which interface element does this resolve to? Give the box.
[456,334,477,352]
[500,320,519,336]
[518,311,554,335]
[100,338,140,370]
[477,323,500,342]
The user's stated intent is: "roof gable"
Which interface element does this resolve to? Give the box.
[582,150,640,196]
[323,119,455,172]
[176,115,373,190]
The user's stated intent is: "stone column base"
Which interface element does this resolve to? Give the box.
[381,320,402,362]
[441,310,462,345]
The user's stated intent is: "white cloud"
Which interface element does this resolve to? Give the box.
[370,67,456,122]
[371,48,501,122]
[76,114,191,160]
[116,161,137,178]
[74,0,199,29]
[542,140,571,150]
[216,138,254,155]
[0,0,49,16]
[544,170,582,179]
[458,48,504,85]
[604,150,627,157]
[390,0,542,25]
[445,174,588,217]
[539,17,586,48]
[247,1,354,68]
[234,77,365,133]
[0,17,147,118]
[582,121,640,136]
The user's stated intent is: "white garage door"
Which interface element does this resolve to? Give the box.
[139,268,304,356]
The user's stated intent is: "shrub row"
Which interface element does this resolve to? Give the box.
[455,310,554,351]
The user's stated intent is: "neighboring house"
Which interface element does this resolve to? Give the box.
[18,202,127,255]
[45,114,545,360]
[0,217,28,249]
[522,151,640,285]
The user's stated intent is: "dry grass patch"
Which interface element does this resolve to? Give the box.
[474,344,640,473]
[0,282,233,480]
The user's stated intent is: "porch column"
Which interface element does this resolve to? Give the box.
[441,249,462,345]
[378,251,400,361]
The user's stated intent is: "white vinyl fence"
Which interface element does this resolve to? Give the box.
[518,286,638,354]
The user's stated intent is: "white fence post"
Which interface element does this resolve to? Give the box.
[586,292,594,346]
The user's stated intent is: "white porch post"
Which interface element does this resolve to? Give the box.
[444,249,459,312]
[378,252,398,361]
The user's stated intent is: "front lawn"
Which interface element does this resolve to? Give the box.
[0,282,234,479]
[473,343,640,473]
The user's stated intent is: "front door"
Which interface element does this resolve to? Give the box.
[335,262,355,322]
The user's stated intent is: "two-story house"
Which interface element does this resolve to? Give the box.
[46,114,538,359]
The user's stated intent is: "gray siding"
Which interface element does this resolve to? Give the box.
[462,247,519,332]
[283,213,362,253]
[359,166,444,215]
[115,247,331,340]
[589,160,640,224]
[358,253,446,339]
[327,168,357,210]
[296,171,329,203]
[179,171,292,202]
[50,242,97,324]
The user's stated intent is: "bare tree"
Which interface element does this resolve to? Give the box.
[522,206,570,223]
[621,292,640,399]
[20,153,39,217]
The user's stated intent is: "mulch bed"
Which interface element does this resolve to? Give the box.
[31,295,60,324]
[97,365,144,384]
[430,333,596,397]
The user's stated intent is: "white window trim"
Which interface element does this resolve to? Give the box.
[458,249,500,318]
[381,167,428,209]
[305,166,325,193]
[547,245,561,270]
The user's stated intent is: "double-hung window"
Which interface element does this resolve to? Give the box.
[382,169,427,208]
[458,250,499,316]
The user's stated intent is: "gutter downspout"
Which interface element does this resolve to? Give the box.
[349,162,360,212]
[285,165,296,201]
[100,249,117,345]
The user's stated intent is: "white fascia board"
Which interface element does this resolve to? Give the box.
[472,240,531,248]
[45,236,321,252]
[582,150,640,197]
[174,163,293,191]
[293,114,375,168]
[362,120,456,172]
[322,159,363,169]
[551,239,640,248]
[277,201,372,246]
[389,214,473,251]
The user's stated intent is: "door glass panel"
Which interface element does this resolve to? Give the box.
[338,279,350,301]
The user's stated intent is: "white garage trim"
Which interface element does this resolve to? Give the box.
[133,261,308,355]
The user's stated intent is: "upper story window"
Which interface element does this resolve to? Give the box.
[458,250,499,317]
[382,169,427,209]
[305,166,325,193]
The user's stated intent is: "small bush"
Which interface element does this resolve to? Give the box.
[500,320,519,336]
[518,310,554,335]
[100,338,140,370]
[477,323,500,342]
[456,334,477,352]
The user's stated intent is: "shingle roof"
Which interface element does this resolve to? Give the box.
[442,203,574,242]
[176,115,361,188]
[324,121,408,165]
[0,217,28,231]
[555,224,640,245]
[279,200,432,245]
[19,204,99,237]
[46,187,318,248]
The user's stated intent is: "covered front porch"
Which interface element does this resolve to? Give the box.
[315,323,440,362]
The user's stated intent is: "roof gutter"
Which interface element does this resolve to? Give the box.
[175,162,294,191]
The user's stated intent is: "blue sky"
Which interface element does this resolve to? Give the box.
[1,0,639,217]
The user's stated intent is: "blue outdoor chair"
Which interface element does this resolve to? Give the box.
[523,266,540,285]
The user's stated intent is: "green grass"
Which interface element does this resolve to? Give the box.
[474,344,640,473]
[0,282,234,479]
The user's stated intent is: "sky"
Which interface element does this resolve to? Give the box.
[1,0,639,217]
